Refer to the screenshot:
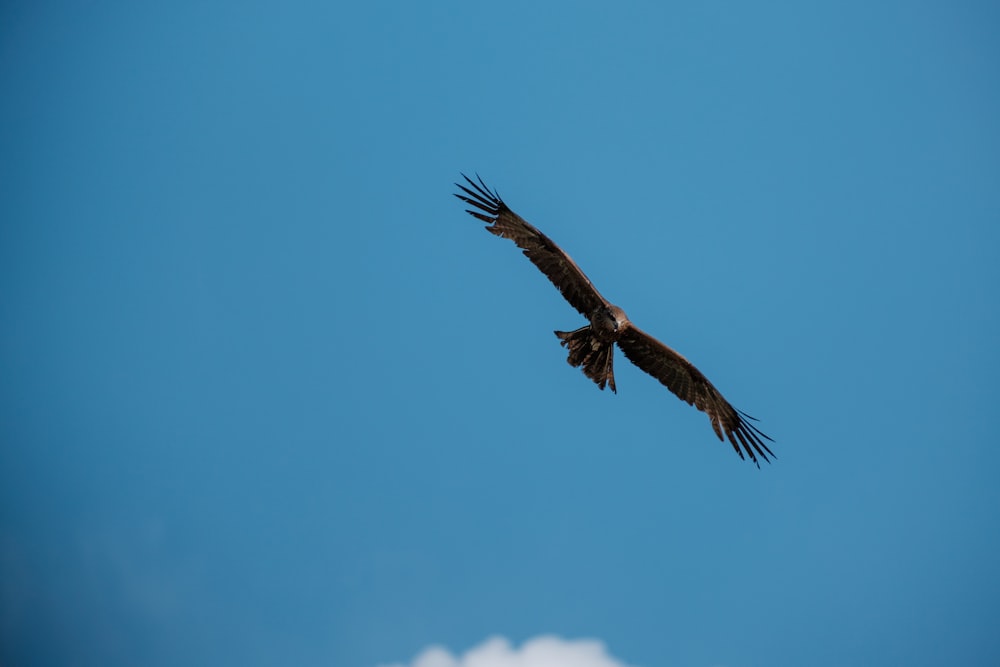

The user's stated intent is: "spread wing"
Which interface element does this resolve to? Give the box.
[617,324,775,466]
[454,174,608,318]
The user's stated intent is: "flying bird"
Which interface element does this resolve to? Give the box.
[454,173,775,466]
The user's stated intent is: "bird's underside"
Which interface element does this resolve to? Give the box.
[555,325,618,392]
[454,173,774,467]
[553,302,630,393]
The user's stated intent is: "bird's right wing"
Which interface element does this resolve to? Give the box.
[454,174,609,318]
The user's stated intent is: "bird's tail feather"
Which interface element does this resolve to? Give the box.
[554,326,617,393]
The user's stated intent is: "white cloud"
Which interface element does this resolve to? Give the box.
[379,635,637,667]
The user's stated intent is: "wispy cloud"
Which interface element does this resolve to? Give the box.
[379,635,637,667]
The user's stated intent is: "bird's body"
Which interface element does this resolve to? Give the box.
[553,305,628,393]
[454,174,774,466]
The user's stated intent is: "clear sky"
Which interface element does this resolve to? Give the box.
[2,2,998,666]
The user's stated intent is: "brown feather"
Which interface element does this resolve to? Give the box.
[454,174,609,318]
[554,326,617,392]
[616,324,774,466]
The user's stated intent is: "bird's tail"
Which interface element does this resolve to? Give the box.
[554,326,617,393]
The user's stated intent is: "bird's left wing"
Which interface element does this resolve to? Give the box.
[454,174,609,318]
[616,324,775,466]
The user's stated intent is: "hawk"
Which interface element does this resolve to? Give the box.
[454,174,775,466]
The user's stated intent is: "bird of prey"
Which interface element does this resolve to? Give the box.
[454,174,775,466]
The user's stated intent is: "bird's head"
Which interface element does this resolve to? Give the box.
[605,305,628,331]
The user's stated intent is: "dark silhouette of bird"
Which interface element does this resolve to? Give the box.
[454,174,775,466]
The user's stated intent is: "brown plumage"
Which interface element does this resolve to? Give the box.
[454,173,775,467]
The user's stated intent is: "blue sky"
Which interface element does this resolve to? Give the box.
[2,1,999,666]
